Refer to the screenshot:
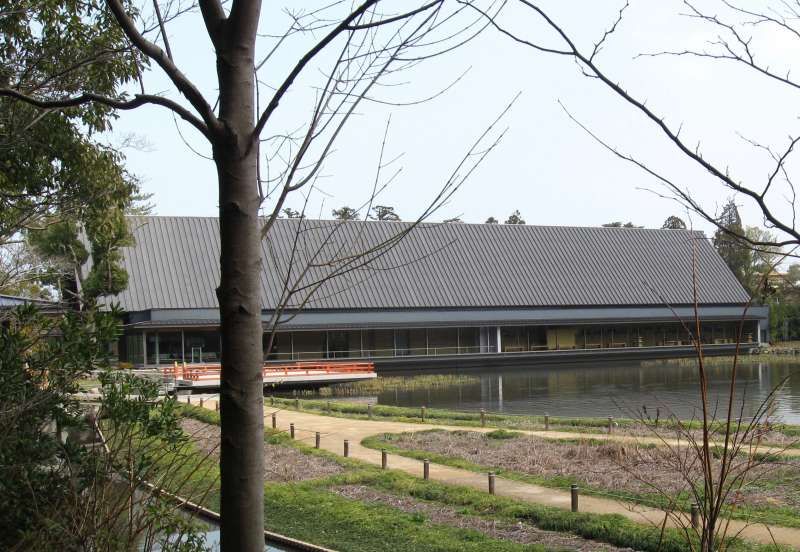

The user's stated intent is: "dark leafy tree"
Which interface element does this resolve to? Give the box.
[443,216,464,223]
[504,210,525,224]
[332,206,360,221]
[281,208,303,219]
[485,216,498,224]
[662,216,687,229]
[370,205,400,221]
[713,200,750,286]
[603,221,642,228]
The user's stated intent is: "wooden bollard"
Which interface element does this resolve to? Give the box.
[423,459,430,480]
[691,503,700,529]
[480,409,486,427]
[326,401,331,414]
[571,484,579,512]
[488,472,496,495]
[200,398,204,408]
[271,413,276,429]
[186,395,190,404]
[343,439,349,457]
[368,403,373,420]
[421,406,426,422]
[315,432,321,449]
[270,395,274,406]
[381,449,388,469]
[544,413,549,430]
[215,401,219,412]
[295,398,300,410]
[607,416,613,434]
[290,423,295,439]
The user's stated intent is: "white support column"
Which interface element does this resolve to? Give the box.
[142,332,148,367]
[496,326,502,353]
[154,331,159,367]
[180,330,185,364]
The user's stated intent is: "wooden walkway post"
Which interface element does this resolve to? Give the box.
[691,503,700,529]
[571,484,579,512]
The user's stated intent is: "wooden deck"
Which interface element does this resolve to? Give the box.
[162,361,376,391]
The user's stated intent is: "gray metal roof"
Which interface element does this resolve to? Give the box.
[110,216,751,312]
[0,294,59,309]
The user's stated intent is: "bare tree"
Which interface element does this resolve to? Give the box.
[0,2,501,548]
[466,0,800,250]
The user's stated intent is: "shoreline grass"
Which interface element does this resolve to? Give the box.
[266,396,800,442]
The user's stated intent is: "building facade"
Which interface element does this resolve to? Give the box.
[109,217,768,369]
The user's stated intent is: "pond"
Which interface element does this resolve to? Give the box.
[323,359,800,424]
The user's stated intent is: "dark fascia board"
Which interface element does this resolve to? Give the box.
[128,305,767,331]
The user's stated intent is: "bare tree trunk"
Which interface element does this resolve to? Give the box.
[214,6,264,550]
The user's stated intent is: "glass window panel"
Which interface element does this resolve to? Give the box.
[459,327,480,354]
[292,331,325,360]
[158,332,183,365]
[528,327,547,350]
[123,333,144,366]
[364,330,394,357]
[428,328,458,355]
[327,330,361,358]
[184,330,221,363]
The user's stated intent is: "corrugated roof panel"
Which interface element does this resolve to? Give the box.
[108,216,752,311]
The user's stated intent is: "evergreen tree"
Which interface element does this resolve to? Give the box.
[504,210,525,224]
[370,205,400,221]
[662,216,687,229]
[485,216,499,224]
[332,206,359,220]
[713,199,750,286]
[281,208,303,219]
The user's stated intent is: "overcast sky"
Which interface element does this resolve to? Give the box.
[108,0,800,238]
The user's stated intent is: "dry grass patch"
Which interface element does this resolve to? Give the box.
[380,430,800,511]
[180,418,343,482]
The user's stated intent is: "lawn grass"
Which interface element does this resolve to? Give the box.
[175,404,793,552]
[362,429,800,530]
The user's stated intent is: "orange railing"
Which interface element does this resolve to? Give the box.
[162,361,374,381]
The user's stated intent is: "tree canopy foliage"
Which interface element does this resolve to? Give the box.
[661,216,687,230]
[332,206,360,221]
[0,1,145,301]
[504,210,525,224]
[370,205,401,221]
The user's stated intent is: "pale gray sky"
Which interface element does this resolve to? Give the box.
[108,0,800,238]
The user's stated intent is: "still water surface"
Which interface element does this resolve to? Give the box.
[367,360,800,424]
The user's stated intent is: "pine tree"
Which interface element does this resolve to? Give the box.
[713,199,749,285]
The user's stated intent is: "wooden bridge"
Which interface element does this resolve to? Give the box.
[162,361,376,391]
